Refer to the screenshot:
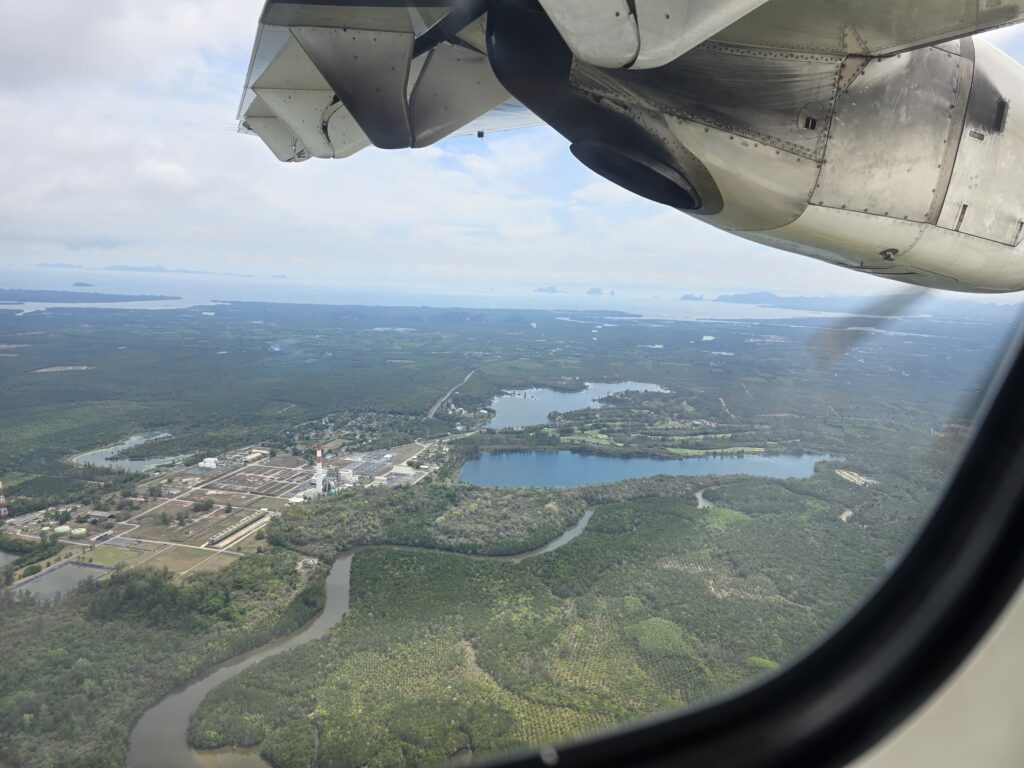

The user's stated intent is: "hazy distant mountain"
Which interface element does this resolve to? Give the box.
[715,291,1019,319]
[38,262,253,278]
[534,286,559,294]
[679,294,704,301]
[587,288,603,296]
[0,289,179,303]
[72,282,94,287]
[716,292,889,312]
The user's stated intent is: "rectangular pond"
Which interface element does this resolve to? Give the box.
[459,450,840,488]
[487,382,668,429]
[13,561,113,601]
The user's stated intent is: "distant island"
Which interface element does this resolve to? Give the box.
[587,288,603,296]
[0,289,180,304]
[72,282,95,288]
[534,286,559,294]
[679,294,705,301]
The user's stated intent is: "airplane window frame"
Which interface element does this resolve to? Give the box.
[487,322,1024,768]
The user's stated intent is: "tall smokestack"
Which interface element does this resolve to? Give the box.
[314,443,325,492]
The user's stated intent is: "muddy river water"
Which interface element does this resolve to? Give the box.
[127,511,594,768]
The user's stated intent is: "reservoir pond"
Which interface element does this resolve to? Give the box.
[487,382,668,429]
[71,432,184,474]
[460,450,839,488]
[13,562,112,601]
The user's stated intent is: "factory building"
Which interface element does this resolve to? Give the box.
[207,510,267,547]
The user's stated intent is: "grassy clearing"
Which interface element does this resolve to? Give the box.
[187,552,239,574]
[85,545,144,568]
[143,546,216,575]
[0,472,38,489]
[666,447,765,457]
[702,507,749,531]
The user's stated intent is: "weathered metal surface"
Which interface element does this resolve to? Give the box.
[246,116,309,163]
[572,43,842,160]
[631,0,771,68]
[234,3,1024,293]
[715,0,1024,56]
[664,116,821,231]
[323,104,371,159]
[938,40,1024,245]
[409,44,510,147]
[292,26,415,149]
[255,88,336,158]
[536,0,640,68]
[811,47,963,223]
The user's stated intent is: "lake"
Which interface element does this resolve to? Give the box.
[487,382,668,429]
[459,450,839,488]
[71,432,184,474]
[13,562,112,601]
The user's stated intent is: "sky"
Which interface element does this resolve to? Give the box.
[2,2,1024,302]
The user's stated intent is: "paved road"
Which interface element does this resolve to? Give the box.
[427,369,476,419]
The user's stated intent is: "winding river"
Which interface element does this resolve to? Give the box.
[127,511,594,768]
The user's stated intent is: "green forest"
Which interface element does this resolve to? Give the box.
[0,549,326,768]
[0,299,1014,767]
[191,466,924,767]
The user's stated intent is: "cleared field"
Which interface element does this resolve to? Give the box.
[186,552,237,574]
[249,496,290,512]
[263,455,305,468]
[142,546,215,575]
[393,443,427,463]
[232,528,269,554]
[87,545,145,568]
[192,490,262,507]
[0,472,37,489]
[667,446,765,457]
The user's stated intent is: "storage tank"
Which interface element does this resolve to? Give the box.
[70,528,87,539]
[54,525,71,536]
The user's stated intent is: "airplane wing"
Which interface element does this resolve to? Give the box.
[537,0,1024,68]
[239,1,1024,162]
[238,1,541,162]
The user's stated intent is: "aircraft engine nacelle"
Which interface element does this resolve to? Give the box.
[488,4,1024,293]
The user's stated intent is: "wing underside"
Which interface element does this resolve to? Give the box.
[238,1,1024,163]
[238,2,545,162]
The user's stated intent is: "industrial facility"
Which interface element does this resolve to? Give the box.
[207,510,268,548]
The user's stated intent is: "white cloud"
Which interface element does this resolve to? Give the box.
[572,181,637,206]
[136,159,200,191]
